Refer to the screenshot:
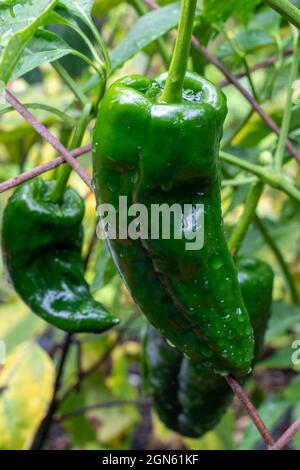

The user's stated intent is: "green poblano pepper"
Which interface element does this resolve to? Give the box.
[144,258,274,437]
[93,72,254,376]
[1,178,119,333]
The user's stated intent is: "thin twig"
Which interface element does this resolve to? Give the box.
[269,415,300,450]
[225,376,275,447]
[4,89,93,191]
[55,399,143,422]
[255,216,299,304]
[0,144,91,194]
[218,49,293,88]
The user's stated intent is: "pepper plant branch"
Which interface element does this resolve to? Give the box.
[228,182,264,256]
[269,415,300,450]
[0,144,91,194]
[225,376,275,447]
[220,150,300,203]
[255,216,299,304]
[274,30,300,171]
[51,102,92,203]
[218,49,293,88]
[263,0,300,30]
[4,89,93,191]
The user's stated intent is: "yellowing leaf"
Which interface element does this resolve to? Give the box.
[0,298,46,353]
[0,342,55,449]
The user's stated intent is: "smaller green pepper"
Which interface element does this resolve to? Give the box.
[142,323,182,431]
[2,178,120,333]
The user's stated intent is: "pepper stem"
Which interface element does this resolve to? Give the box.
[50,103,92,204]
[159,0,197,104]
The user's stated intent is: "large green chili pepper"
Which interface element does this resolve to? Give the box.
[93,72,254,376]
[1,178,119,333]
[144,258,274,437]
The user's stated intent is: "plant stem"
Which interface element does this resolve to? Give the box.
[88,20,112,74]
[0,144,91,194]
[255,216,299,304]
[220,150,300,203]
[51,103,92,204]
[228,182,264,255]
[274,30,300,171]
[130,0,170,67]
[269,414,300,450]
[264,0,300,30]
[222,28,259,101]
[221,176,258,187]
[52,61,89,106]
[225,376,275,447]
[0,103,75,126]
[159,0,197,103]
[243,57,259,102]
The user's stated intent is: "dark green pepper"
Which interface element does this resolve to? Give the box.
[93,72,254,376]
[142,322,182,431]
[144,258,274,437]
[1,178,119,333]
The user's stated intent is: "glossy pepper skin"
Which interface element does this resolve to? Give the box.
[93,72,253,376]
[144,258,274,438]
[2,178,119,333]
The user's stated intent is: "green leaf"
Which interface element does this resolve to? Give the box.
[202,0,237,24]
[266,303,300,342]
[0,342,55,450]
[12,29,74,79]
[0,299,46,354]
[203,0,261,25]
[239,397,290,449]
[0,0,59,83]
[59,0,96,43]
[59,0,94,22]
[234,0,260,24]
[217,30,274,61]
[110,2,181,71]
[92,0,123,14]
